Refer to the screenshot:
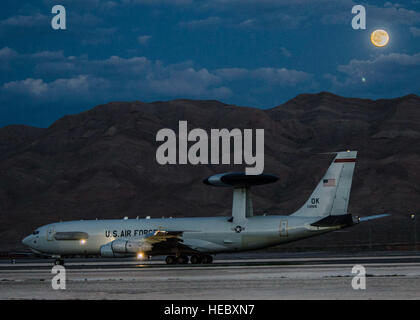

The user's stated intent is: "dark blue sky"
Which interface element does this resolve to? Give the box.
[0,0,419,127]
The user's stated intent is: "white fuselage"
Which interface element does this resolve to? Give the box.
[22,215,339,257]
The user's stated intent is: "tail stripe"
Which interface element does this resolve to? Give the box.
[334,158,356,163]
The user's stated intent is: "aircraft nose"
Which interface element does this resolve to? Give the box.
[22,235,33,247]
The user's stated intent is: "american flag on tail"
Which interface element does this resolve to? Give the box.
[323,178,336,187]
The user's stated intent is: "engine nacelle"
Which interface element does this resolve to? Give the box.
[100,239,153,257]
[112,239,153,253]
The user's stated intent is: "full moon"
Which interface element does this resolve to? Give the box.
[371,29,390,47]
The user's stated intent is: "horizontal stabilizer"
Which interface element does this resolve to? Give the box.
[311,214,354,227]
[358,213,390,222]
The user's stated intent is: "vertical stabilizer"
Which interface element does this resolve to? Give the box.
[291,151,357,217]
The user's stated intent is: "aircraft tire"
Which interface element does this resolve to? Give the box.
[165,255,176,265]
[190,255,201,264]
[177,255,189,264]
[202,255,213,264]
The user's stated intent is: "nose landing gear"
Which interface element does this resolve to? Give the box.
[54,258,64,266]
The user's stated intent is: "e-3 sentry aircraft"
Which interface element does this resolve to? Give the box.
[22,151,388,265]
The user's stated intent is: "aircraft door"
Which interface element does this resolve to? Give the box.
[279,220,288,237]
[47,225,55,241]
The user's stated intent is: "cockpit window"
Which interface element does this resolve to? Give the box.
[33,230,40,235]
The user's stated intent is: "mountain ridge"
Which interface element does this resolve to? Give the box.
[1,92,419,251]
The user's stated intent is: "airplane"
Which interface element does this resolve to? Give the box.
[22,150,389,265]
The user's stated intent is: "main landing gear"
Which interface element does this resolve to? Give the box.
[190,254,213,264]
[54,258,64,266]
[165,254,213,265]
[165,255,189,265]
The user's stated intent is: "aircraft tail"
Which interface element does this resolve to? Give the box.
[291,151,357,218]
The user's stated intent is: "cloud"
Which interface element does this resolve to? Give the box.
[327,52,420,96]
[179,17,222,28]
[80,27,117,45]
[0,13,48,27]
[201,0,342,10]
[199,0,351,28]
[0,47,17,59]
[0,47,314,109]
[368,5,420,26]
[43,0,117,11]
[215,67,312,85]
[148,66,225,96]
[70,13,103,27]
[0,11,107,46]
[280,47,292,58]
[2,46,417,108]
[122,0,193,5]
[384,2,404,8]
[410,26,420,37]
[4,78,48,96]
[3,75,109,98]
[253,68,312,84]
[137,35,152,44]
[0,47,18,71]
[238,19,255,27]
[0,48,68,74]
[338,53,420,75]
[0,48,64,62]
[0,49,229,101]
[31,51,65,59]
[197,0,420,29]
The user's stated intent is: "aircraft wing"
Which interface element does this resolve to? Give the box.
[311,213,390,228]
[143,230,183,243]
[103,229,217,256]
[141,230,199,254]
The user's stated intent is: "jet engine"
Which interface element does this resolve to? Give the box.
[100,239,153,257]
